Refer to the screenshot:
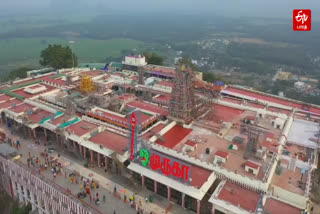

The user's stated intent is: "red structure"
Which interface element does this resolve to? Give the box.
[130,112,137,160]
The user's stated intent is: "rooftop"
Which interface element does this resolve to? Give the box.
[66,120,98,137]
[173,117,281,181]
[42,76,66,86]
[155,125,192,149]
[126,100,168,116]
[50,115,72,126]
[144,65,176,76]
[157,81,174,88]
[153,94,171,103]
[246,161,260,169]
[216,181,260,212]
[88,129,128,154]
[288,118,320,149]
[142,123,166,140]
[190,165,212,188]
[0,94,13,102]
[12,84,56,99]
[224,86,320,115]
[0,99,23,110]
[89,109,153,129]
[81,70,104,77]
[211,104,245,123]
[264,198,303,214]
[215,150,229,158]
[28,110,52,123]
[9,103,35,114]
[271,167,307,195]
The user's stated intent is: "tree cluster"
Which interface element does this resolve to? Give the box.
[40,44,77,69]
[143,52,164,65]
[5,67,31,81]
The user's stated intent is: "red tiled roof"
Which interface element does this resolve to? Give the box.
[12,73,55,86]
[28,110,52,123]
[157,81,174,88]
[126,100,168,116]
[144,65,176,76]
[66,121,98,137]
[153,94,171,103]
[211,104,245,122]
[155,125,192,149]
[225,86,320,115]
[119,94,136,101]
[41,76,66,86]
[9,103,35,113]
[142,124,165,140]
[130,76,138,80]
[185,140,197,147]
[12,84,56,98]
[89,110,153,129]
[264,198,303,214]
[260,141,279,153]
[215,150,229,158]
[0,94,12,102]
[82,70,103,77]
[50,115,71,126]
[89,130,128,154]
[0,99,23,110]
[217,182,260,212]
[246,161,260,169]
[191,166,212,189]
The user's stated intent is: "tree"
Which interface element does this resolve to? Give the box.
[177,56,200,71]
[143,52,164,65]
[176,56,226,83]
[203,72,216,82]
[5,67,31,81]
[40,44,77,69]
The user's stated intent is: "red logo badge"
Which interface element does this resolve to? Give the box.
[293,9,311,31]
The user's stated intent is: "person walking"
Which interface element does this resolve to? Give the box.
[103,194,106,203]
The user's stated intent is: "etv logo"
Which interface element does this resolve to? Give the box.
[293,9,311,31]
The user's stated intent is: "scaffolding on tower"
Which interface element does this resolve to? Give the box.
[168,64,196,124]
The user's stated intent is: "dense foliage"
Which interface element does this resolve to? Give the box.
[5,67,31,81]
[143,52,164,65]
[40,44,77,69]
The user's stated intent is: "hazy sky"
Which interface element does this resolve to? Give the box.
[1,0,319,19]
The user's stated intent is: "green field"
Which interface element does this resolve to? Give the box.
[0,37,148,69]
